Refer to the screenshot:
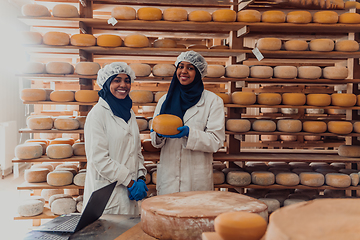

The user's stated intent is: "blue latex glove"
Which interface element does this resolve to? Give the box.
[127,179,148,201]
[161,126,189,138]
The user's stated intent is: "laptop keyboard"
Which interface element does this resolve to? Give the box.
[50,215,81,231]
[33,232,70,240]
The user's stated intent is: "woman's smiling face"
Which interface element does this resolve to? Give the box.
[110,73,131,99]
[176,61,196,85]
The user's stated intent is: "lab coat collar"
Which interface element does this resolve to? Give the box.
[98,97,131,132]
[183,91,205,124]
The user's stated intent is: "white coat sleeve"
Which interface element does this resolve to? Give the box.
[150,95,167,148]
[185,97,225,153]
[136,131,147,178]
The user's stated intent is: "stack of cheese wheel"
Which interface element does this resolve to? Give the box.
[188,10,212,22]
[232,92,256,105]
[257,93,281,105]
[75,90,99,102]
[152,114,183,135]
[339,12,360,23]
[323,66,348,79]
[338,145,360,157]
[21,4,51,17]
[226,119,251,132]
[54,117,80,130]
[21,89,48,102]
[75,62,101,75]
[212,9,236,22]
[331,93,356,107]
[257,38,282,51]
[50,90,75,102]
[23,62,46,74]
[313,11,339,24]
[46,62,74,74]
[237,10,261,22]
[250,66,273,78]
[15,143,43,160]
[152,64,175,77]
[309,39,334,51]
[297,66,322,79]
[335,40,359,52]
[124,34,149,47]
[284,40,308,51]
[153,38,177,48]
[273,66,297,79]
[286,11,312,23]
[47,144,73,159]
[306,94,331,106]
[207,65,225,78]
[70,34,96,46]
[129,63,151,77]
[27,116,54,130]
[22,32,43,45]
[43,32,70,46]
[52,4,79,18]
[327,121,353,134]
[163,8,188,21]
[97,34,122,47]
[129,90,153,103]
[225,65,249,78]
[262,10,286,23]
[111,6,136,20]
[137,7,162,21]
[282,93,306,105]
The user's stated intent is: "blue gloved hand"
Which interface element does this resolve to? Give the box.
[127,179,148,201]
[161,126,190,138]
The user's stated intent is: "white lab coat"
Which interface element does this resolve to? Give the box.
[83,97,146,214]
[150,90,225,195]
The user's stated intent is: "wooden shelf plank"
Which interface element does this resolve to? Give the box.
[226,130,360,137]
[17,182,84,190]
[19,128,84,134]
[23,101,96,105]
[16,74,97,80]
[92,0,237,7]
[216,184,360,191]
[14,206,57,220]
[12,155,87,163]
[225,103,360,110]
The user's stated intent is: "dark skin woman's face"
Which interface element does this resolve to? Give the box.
[110,73,131,99]
[177,62,196,85]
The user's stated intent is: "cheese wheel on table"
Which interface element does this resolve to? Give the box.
[21,4,50,17]
[338,145,360,157]
[226,171,251,186]
[46,62,74,74]
[18,200,44,217]
[276,172,300,186]
[232,92,256,105]
[306,94,331,106]
[226,119,251,132]
[309,39,334,51]
[282,93,306,105]
[303,121,327,133]
[163,8,187,21]
[97,34,122,47]
[129,90,153,103]
[24,168,50,183]
[21,89,47,101]
[339,12,360,23]
[188,10,211,22]
[152,114,183,135]
[207,65,225,78]
[75,62,100,75]
[323,66,348,79]
[335,40,359,52]
[257,38,282,51]
[52,4,79,18]
[262,10,286,23]
[141,191,268,240]
[152,64,175,77]
[22,31,42,45]
[331,93,356,107]
[43,32,70,46]
[111,6,136,20]
[129,63,151,77]
[253,120,276,132]
[124,34,149,48]
[300,172,324,187]
[70,34,96,47]
[277,119,302,132]
[153,39,177,48]
[284,40,308,51]
[50,90,75,102]
[22,62,45,74]
[257,93,281,105]
[216,93,231,104]
[225,65,249,78]
[313,11,338,23]
[237,10,261,22]
[212,9,236,22]
[327,121,353,134]
[137,7,162,21]
[325,173,351,188]
[46,144,73,159]
[47,170,73,186]
[250,66,273,78]
[54,117,80,130]
[274,66,297,79]
[297,66,322,79]
[75,90,99,102]
[286,11,312,23]
[27,116,53,130]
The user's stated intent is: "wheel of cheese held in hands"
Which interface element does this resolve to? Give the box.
[97,34,122,47]
[323,66,348,79]
[152,114,183,136]
[232,92,256,105]
[284,40,308,51]
[137,7,162,21]
[52,4,79,18]
[22,31,43,45]
[54,117,80,130]
[129,90,153,103]
[327,121,353,134]
[339,12,360,23]
[21,4,51,17]
[21,89,47,101]
[141,191,268,240]
[226,119,251,132]
[257,93,282,105]
[75,90,99,102]
[277,119,302,133]
[129,63,151,77]
[75,62,101,75]
[306,94,331,106]
[163,8,188,21]
[188,10,212,22]
[252,120,276,132]
[313,11,338,23]
[282,93,306,105]
[50,90,75,102]
[338,145,360,157]
[70,34,96,46]
[237,10,261,22]
[261,10,286,23]
[27,116,54,130]
[46,144,73,159]
[124,34,149,48]
[43,32,70,46]
[212,9,236,22]
[250,66,273,78]
[335,40,359,52]
[225,65,249,78]
[15,144,43,160]
[273,66,297,79]
[286,11,312,23]
[309,39,334,51]
[207,65,225,78]
[153,38,177,48]
[22,62,46,74]
[331,93,356,107]
[152,64,176,77]
[46,62,74,74]
[303,121,327,133]
[257,38,282,51]
[297,66,322,79]
[111,6,136,20]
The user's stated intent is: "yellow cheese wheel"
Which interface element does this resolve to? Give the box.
[124,34,149,48]
[47,144,73,159]
[75,62,101,75]
[72,142,85,156]
[328,121,353,134]
[277,119,302,132]
[250,66,273,78]
[339,12,360,23]
[26,139,50,146]
[75,90,99,102]
[212,9,236,22]
[282,93,306,105]
[276,172,300,186]
[152,64,176,77]
[187,44,208,49]
[299,172,324,187]
[257,38,282,51]
[137,7,162,21]
[338,145,360,157]
[306,94,331,106]
[153,39,177,48]
[309,39,334,51]
[188,10,211,22]
[22,31,42,45]
[97,34,122,47]
[15,143,43,160]
[111,6,136,20]
[345,1,357,9]
[252,120,277,132]
[50,138,75,145]
[286,11,312,23]
[21,4,51,17]
[25,168,50,183]
[262,11,286,23]
[225,65,250,78]
[313,11,338,24]
[273,66,297,79]
[257,93,281,105]
[54,117,80,130]
[27,116,54,130]
[303,121,327,133]
[226,119,251,132]
[297,66,322,79]
[325,173,351,188]
[207,65,225,78]
[216,93,231,104]
[152,114,183,135]
[129,90,153,103]
[76,116,86,129]
[70,34,96,47]
[232,92,256,105]
[21,89,47,101]
[335,40,359,52]
[52,4,79,18]
[129,63,151,77]
[331,93,356,107]
[284,40,308,51]
[47,171,73,186]
[237,10,261,22]
[214,211,267,240]
[353,122,360,133]
[136,118,148,131]
[50,90,75,102]
[251,171,275,186]
[163,8,188,21]
[323,66,348,79]
[155,91,167,102]
[46,62,74,74]
[23,62,46,74]
[43,32,70,46]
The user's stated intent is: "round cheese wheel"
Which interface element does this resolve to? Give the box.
[213,170,225,184]
[297,66,322,79]
[258,198,280,214]
[300,172,324,187]
[129,90,153,103]
[141,191,268,240]
[151,170,157,184]
[22,31,42,45]
[257,93,281,105]
[207,65,225,78]
[51,198,76,215]
[47,170,73,186]
[22,62,46,74]
[187,44,208,49]
[49,194,73,208]
[129,63,151,77]
[276,172,300,186]
[21,4,50,17]
[339,12,360,23]
[70,34,96,47]
[226,119,251,132]
[137,7,162,21]
[152,114,183,135]
[325,173,351,188]
[323,66,348,79]
[335,40,359,52]
[214,211,267,240]
[212,9,236,22]
[232,92,256,105]
[284,40,308,51]
[152,64,176,76]
[75,116,86,129]
[72,142,85,156]
[52,4,79,18]
[188,10,211,22]
[216,93,231,104]
[286,11,312,23]
[309,39,334,51]
[75,90,99,102]
[74,172,86,186]
[282,93,306,105]
[154,91,167,102]
[15,143,43,160]
[257,38,282,51]
[56,163,78,172]
[353,122,360,133]
[142,139,160,152]
[25,168,50,183]
[250,66,273,78]
[26,139,50,147]
[225,65,249,78]
[46,144,73,159]
[345,1,357,8]
[46,62,74,74]
[277,119,302,132]
[303,121,327,133]
[226,171,251,186]
[111,6,136,20]
[124,34,149,48]
[253,120,276,132]
[43,32,70,46]
[331,93,356,107]
[18,200,44,217]
[75,62,100,75]
[306,94,331,106]
[273,66,297,79]
[262,11,286,23]
[21,89,47,101]
[31,163,54,171]
[163,8,187,21]
[137,118,148,131]
[237,10,261,22]
[328,121,353,134]
[338,145,360,157]
[54,117,80,130]
[50,90,75,102]
[153,38,177,48]
[27,116,54,130]
[97,34,122,47]
[251,171,275,186]
[41,189,64,201]
[313,11,338,23]
[50,138,75,145]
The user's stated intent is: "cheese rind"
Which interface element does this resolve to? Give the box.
[47,170,73,186]
[331,93,356,107]
[257,38,282,51]
[327,121,353,134]
[306,94,331,106]
[27,116,54,130]
[97,35,122,47]
[282,93,306,105]
[72,142,86,156]
[50,90,75,102]
[111,6,136,20]
[339,12,360,23]
[313,11,338,23]
[152,64,176,77]
[75,90,99,102]
[70,34,96,47]
[277,119,302,133]
[43,32,70,46]
[163,8,188,21]
[46,62,74,74]
[303,121,327,133]
[73,172,86,186]
[188,10,212,22]
[51,198,76,215]
[153,39,177,48]
[252,120,276,132]
[21,89,47,101]
[137,7,162,21]
[152,114,183,135]
[299,172,325,187]
[276,172,300,186]
[323,67,348,79]
[75,62,101,75]
[273,66,297,79]
[225,65,249,78]
[237,10,261,22]
[232,92,256,105]
[297,66,322,79]
[251,171,275,186]
[262,10,286,23]
[212,9,236,22]
[226,119,251,132]
[325,173,351,188]
[129,90,153,103]
[309,39,334,51]
[257,93,281,105]
[21,4,51,17]
[284,40,308,51]
[286,11,312,23]
[250,66,273,78]
[54,117,80,130]
[25,168,50,183]
[124,34,149,48]
[335,40,359,52]
[207,65,225,78]
[338,145,360,157]
[216,93,231,104]
[52,4,79,18]
[226,171,251,186]
[18,200,44,217]
[46,144,73,159]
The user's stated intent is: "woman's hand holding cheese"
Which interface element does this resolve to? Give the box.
[159,125,190,138]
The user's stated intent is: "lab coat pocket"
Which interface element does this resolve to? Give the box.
[94,180,120,210]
